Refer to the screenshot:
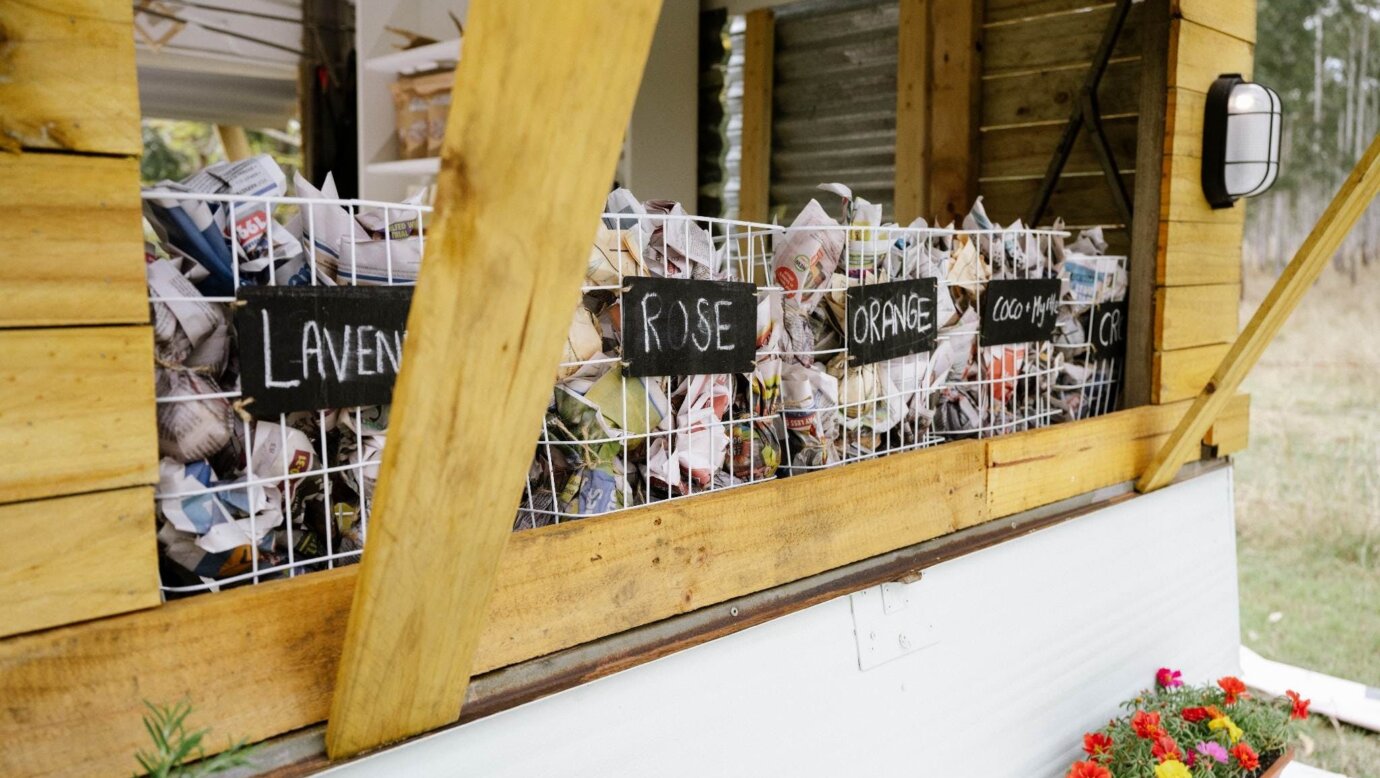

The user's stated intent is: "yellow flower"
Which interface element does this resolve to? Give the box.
[1154,760,1192,778]
[1208,714,1244,744]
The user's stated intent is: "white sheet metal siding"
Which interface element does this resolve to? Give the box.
[771,0,899,220]
[326,468,1240,778]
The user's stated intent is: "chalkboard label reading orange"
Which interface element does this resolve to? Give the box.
[980,279,1062,346]
[236,285,412,418]
[1091,301,1128,356]
[622,276,757,377]
[845,278,939,366]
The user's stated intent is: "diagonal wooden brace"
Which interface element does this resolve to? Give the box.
[1138,133,1380,493]
[325,0,664,759]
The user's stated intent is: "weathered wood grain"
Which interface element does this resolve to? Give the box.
[0,487,160,638]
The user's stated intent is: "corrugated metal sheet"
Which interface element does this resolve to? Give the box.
[771,0,898,220]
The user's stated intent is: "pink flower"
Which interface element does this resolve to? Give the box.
[1156,667,1184,688]
[1194,741,1229,764]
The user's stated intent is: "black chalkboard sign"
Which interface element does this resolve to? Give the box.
[845,278,939,366]
[1091,300,1128,356]
[235,285,412,418]
[980,279,1062,346]
[622,276,757,377]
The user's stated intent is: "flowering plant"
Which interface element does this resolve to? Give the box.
[1065,668,1310,778]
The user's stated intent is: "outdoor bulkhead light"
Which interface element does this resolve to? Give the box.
[1202,74,1283,209]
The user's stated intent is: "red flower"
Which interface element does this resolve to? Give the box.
[1083,732,1114,758]
[1152,734,1183,763]
[1181,706,1211,723]
[1230,742,1260,771]
[1156,667,1184,688]
[1286,689,1311,720]
[1132,710,1163,739]
[1218,676,1249,704]
[1066,761,1113,778]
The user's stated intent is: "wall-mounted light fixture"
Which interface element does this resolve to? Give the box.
[1202,74,1282,209]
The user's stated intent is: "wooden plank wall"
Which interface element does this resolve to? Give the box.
[0,1,161,638]
[1152,0,1255,403]
[978,0,1141,253]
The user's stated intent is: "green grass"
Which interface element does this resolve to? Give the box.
[1235,266,1380,776]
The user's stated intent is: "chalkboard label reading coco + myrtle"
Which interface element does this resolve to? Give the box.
[845,278,939,366]
[979,278,1062,346]
[621,276,758,378]
[236,285,413,418]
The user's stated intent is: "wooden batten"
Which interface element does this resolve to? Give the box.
[0,1,141,156]
[1159,218,1246,286]
[1144,2,1256,407]
[0,487,160,638]
[928,0,982,224]
[1155,342,1231,403]
[1154,284,1240,350]
[1171,0,1257,44]
[0,154,148,327]
[983,3,1141,78]
[0,327,158,504]
[894,0,930,223]
[739,9,775,223]
[0,404,1249,777]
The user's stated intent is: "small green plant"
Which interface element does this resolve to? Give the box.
[134,700,254,778]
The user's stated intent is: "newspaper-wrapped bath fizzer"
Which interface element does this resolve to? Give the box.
[772,199,842,314]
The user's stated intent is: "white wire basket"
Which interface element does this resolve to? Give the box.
[514,204,783,529]
[772,212,949,472]
[930,226,1069,440]
[144,183,428,596]
[1052,253,1128,422]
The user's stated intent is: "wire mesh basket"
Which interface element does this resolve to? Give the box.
[1051,248,1128,422]
[773,202,949,472]
[144,160,428,596]
[515,194,782,529]
[928,202,1070,440]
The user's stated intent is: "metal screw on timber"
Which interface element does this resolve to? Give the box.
[1137,133,1380,494]
[325,0,664,759]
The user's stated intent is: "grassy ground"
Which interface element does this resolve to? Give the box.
[1235,264,1380,776]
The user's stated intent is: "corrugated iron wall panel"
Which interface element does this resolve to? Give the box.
[771,0,898,220]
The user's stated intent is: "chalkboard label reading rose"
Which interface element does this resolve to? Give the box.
[980,279,1062,346]
[845,278,939,366]
[621,276,757,378]
[1092,301,1128,356]
[235,285,412,418]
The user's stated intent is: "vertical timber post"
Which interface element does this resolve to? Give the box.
[326,0,663,759]
[894,0,930,224]
[740,8,775,223]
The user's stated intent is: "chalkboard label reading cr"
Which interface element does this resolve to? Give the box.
[622,276,757,377]
[235,285,412,418]
[1092,301,1128,356]
[980,279,1062,346]
[846,278,939,366]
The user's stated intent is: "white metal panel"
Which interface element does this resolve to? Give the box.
[326,467,1240,778]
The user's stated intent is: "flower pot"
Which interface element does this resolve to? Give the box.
[1258,748,1295,778]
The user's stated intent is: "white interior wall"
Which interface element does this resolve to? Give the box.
[326,467,1241,778]
[624,0,701,205]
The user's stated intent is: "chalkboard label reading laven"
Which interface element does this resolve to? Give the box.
[845,278,939,366]
[621,276,757,377]
[1091,301,1128,356]
[980,278,1062,346]
[235,285,413,418]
